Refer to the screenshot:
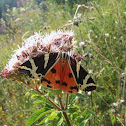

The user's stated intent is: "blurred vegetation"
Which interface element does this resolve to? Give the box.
[0,0,126,126]
[0,0,17,18]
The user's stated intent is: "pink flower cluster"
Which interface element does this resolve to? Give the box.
[0,31,82,78]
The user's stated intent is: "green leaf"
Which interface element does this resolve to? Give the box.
[82,109,93,118]
[33,95,54,109]
[110,114,116,125]
[33,100,43,105]
[80,114,92,126]
[38,117,47,125]
[40,123,53,126]
[45,111,59,122]
[65,106,80,113]
[57,117,63,126]
[76,93,88,99]
[69,94,77,105]
[123,104,126,109]
[77,108,99,124]
[38,110,59,125]
[45,123,53,126]
[25,108,53,126]
[47,123,53,126]
[82,109,98,120]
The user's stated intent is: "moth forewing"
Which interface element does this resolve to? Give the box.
[67,55,79,87]
[44,53,60,76]
[44,53,50,69]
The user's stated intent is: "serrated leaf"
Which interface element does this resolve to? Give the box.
[25,108,52,126]
[76,93,88,99]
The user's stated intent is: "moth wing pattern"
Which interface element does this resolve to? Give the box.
[41,59,61,90]
[69,57,96,92]
[61,59,78,94]
[42,53,79,94]
[18,53,60,79]
[18,52,96,93]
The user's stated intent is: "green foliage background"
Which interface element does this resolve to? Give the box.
[0,0,126,125]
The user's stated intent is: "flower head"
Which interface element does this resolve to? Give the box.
[0,31,77,78]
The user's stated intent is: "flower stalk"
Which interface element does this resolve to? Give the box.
[58,93,71,126]
[16,78,71,125]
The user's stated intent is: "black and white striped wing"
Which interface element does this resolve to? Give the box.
[18,53,60,79]
[69,57,96,92]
